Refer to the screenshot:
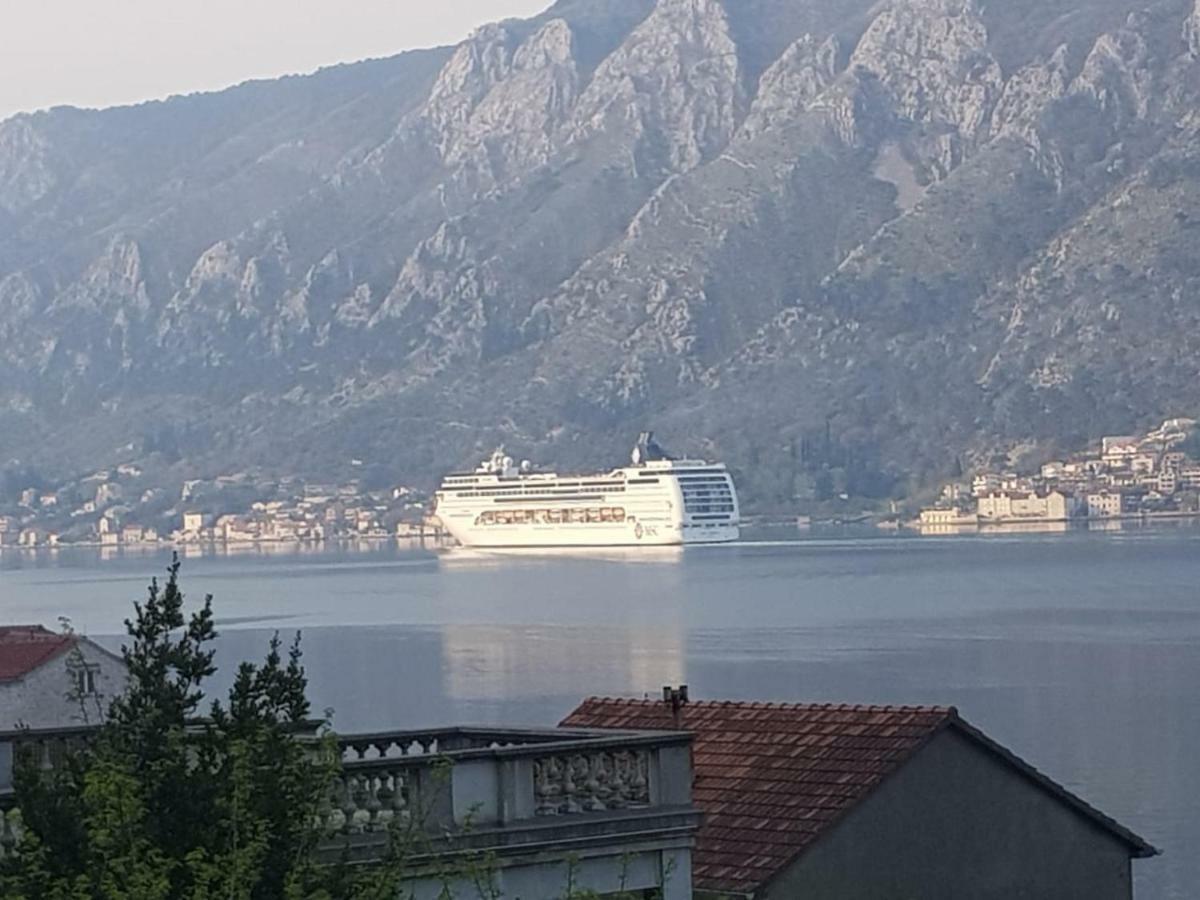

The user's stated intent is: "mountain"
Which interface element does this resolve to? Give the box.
[3,0,1200,507]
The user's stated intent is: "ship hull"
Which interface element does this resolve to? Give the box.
[438,514,738,549]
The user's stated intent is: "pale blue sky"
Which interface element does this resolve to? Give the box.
[0,0,552,121]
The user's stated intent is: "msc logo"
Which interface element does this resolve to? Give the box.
[634,523,659,541]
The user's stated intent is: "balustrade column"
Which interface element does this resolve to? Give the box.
[0,740,12,793]
[0,806,21,861]
[533,749,651,816]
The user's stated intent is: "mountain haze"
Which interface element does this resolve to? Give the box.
[3,0,1200,505]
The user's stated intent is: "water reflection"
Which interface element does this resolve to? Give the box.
[4,533,1200,899]
[441,624,685,704]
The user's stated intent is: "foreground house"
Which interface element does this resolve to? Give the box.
[0,625,126,731]
[564,697,1157,900]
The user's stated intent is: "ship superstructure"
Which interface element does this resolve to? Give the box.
[433,433,739,548]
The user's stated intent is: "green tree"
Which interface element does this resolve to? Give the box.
[0,556,335,900]
[0,559,676,900]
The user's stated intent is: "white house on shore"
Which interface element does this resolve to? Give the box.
[977,490,1079,521]
[0,626,126,731]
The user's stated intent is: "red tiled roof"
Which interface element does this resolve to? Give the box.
[0,625,75,682]
[562,698,1157,895]
[563,699,952,895]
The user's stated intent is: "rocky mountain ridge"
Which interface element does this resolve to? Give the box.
[2,0,1199,506]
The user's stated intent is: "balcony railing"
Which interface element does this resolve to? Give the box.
[1,724,698,870]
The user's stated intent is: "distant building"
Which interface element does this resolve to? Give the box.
[1087,492,1127,518]
[972,473,1002,497]
[396,521,425,538]
[0,626,126,730]
[564,698,1156,900]
[1162,451,1186,472]
[1040,460,1067,480]
[181,511,210,533]
[17,529,51,548]
[216,515,258,542]
[121,525,155,544]
[978,490,1077,521]
[304,484,338,503]
[1130,454,1157,476]
[919,508,978,526]
[1102,437,1141,468]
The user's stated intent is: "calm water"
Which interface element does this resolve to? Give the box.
[2,528,1199,898]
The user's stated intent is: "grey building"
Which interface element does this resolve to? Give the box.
[0,625,126,731]
[564,698,1157,900]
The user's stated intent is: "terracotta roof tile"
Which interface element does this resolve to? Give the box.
[563,698,952,894]
[0,625,75,682]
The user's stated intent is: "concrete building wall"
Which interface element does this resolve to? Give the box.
[402,845,691,900]
[0,640,125,731]
[759,728,1135,900]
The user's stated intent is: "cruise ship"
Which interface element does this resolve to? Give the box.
[433,433,740,548]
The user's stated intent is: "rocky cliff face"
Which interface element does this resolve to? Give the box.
[2,0,1200,506]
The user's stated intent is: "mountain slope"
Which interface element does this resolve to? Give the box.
[2,0,1199,506]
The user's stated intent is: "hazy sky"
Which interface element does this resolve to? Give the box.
[0,0,552,121]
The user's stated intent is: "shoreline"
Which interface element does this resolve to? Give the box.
[0,535,451,554]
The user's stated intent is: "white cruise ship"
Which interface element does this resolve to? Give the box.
[434,433,740,549]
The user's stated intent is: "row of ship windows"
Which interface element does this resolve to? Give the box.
[444,479,675,497]
[447,467,725,480]
[475,508,629,526]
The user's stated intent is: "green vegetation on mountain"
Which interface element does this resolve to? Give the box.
[2,0,1199,508]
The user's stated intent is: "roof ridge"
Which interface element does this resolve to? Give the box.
[581,697,956,714]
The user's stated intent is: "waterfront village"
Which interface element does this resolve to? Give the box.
[919,416,1200,528]
[3,415,1198,550]
[0,467,439,550]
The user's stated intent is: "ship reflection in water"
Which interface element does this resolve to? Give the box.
[440,545,685,565]
[441,624,685,705]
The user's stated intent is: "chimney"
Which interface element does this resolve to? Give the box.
[662,684,689,725]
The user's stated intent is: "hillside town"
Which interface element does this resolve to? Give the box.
[0,467,438,549]
[920,417,1200,527]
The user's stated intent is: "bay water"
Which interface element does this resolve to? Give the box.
[2,527,1198,898]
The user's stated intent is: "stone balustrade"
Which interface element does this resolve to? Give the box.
[0,723,699,899]
[533,746,651,816]
[321,727,691,845]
